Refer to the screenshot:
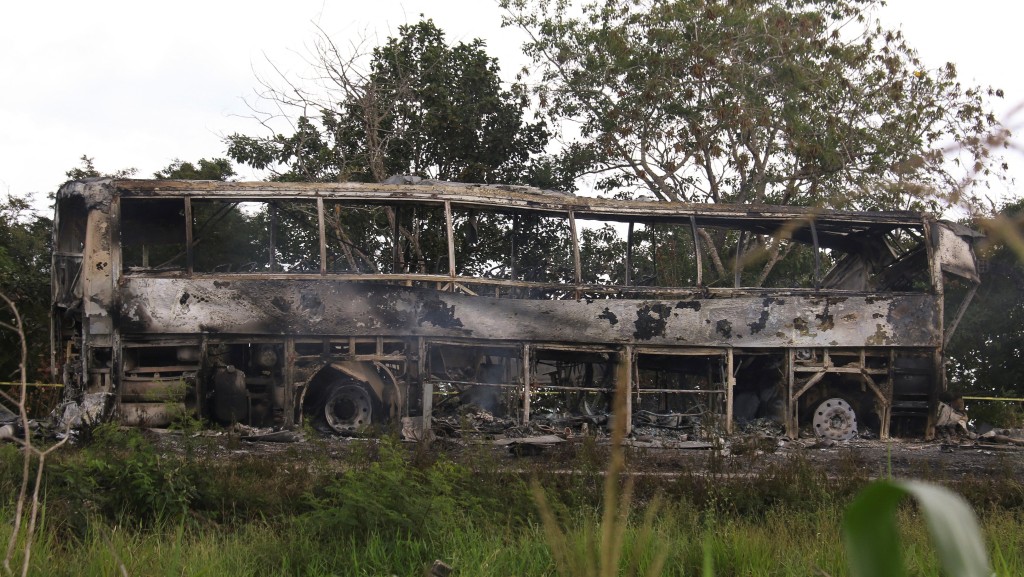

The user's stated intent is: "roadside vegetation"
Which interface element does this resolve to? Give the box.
[1,426,1021,576]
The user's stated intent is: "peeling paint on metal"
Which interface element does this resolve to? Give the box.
[417,297,464,329]
[633,304,672,340]
[598,308,618,325]
[716,319,733,338]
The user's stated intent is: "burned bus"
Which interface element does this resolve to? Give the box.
[51,178,981,439]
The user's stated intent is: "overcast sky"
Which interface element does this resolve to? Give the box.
[1,0,1020,210]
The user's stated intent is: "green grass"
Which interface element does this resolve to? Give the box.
[2,430,1022,576]
[6,501,1022,576]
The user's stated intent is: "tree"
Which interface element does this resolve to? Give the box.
[226,20,573,280]
[947,200,1024,402]
[64,155,137,181]
[154,158,235,181]
[0,196,51,384]
[226,19,556,187]
[502,0,1009,282]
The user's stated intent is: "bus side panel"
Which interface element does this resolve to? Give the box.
[117,279,940,349]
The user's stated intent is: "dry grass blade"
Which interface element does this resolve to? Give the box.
[533,357,668,577]
[1,293,71,577]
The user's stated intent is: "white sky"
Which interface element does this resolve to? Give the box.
[1,0,1020,211]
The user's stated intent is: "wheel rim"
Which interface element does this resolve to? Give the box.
[812,397,858,440]
[324,385,372,433]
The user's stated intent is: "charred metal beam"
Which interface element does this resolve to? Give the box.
[569,211,582,290]
[690,215,702,287]
[625,222,634,286]
[106,179,928,229]
[734,230,745,288]
[269,202,278,271]
[445,201,456,281]
[184,197,194,274]
[810,219,821,290]
[317,197,326,275]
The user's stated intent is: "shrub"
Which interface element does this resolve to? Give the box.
[299,437,510,541]
[50,425,198,528]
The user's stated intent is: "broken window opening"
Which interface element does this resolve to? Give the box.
[120,198,188,271]
[529,349,615,420]
[452,208,575,297]
[515,212,575,284]
[56,195,87,253]
[323,202,394,274]
[393,203,449,275]
[272,200,321,273]
[634,353,728,433]
[320,201,449,277]
[758,241,822,289]
[54,195,87,306]
[452,208,514,280]
[427,343,522,421]
[629,222,701,288]
[191,200,271,273]
[688,222,835,289]
[820,226,930,292]
[576,218,628,286]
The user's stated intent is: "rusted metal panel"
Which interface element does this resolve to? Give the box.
[83,209,114,335]
[935,221,980,282]
[118,402,180,427]
[118,278,940,348]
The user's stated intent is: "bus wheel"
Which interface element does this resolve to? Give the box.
[322,383,376,434]
[812,397,858,441]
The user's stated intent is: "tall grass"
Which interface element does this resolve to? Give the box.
[0,426,1019,576]
[4,499,1019,577]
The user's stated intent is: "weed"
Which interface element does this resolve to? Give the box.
[49,425,198,529]
[298,436,511,542]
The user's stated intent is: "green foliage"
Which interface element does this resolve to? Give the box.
[228,20,555,187]
[154,157,236,181]
[64,154,137,181]
[503,0,1007,212]
[534,479,670,577]
[0,435,1020,576]
[369,20,550,184]
[9,496,1021,577]
[843,479,993,577]
[0,195,51,383]
[0,443,25,505]
[299,437,511,541]
[967,401,1024,429]
[947,199,1024,401]
[51,425,198,527]
[668,453,854,518]
[189,199,271,272]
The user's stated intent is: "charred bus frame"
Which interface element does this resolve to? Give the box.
[52,178,981,439]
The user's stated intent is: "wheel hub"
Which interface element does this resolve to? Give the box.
[812,397,858,440]
[324,385,372,433]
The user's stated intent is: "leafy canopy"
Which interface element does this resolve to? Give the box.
[227,20,555,187]
[502,0,1008,211]
[947,199,1024,403]
[65,155,137,181]
[0,195,50,382]
[154,158,235,181]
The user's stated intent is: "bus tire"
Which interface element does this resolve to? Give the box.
[316,380,380,435]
